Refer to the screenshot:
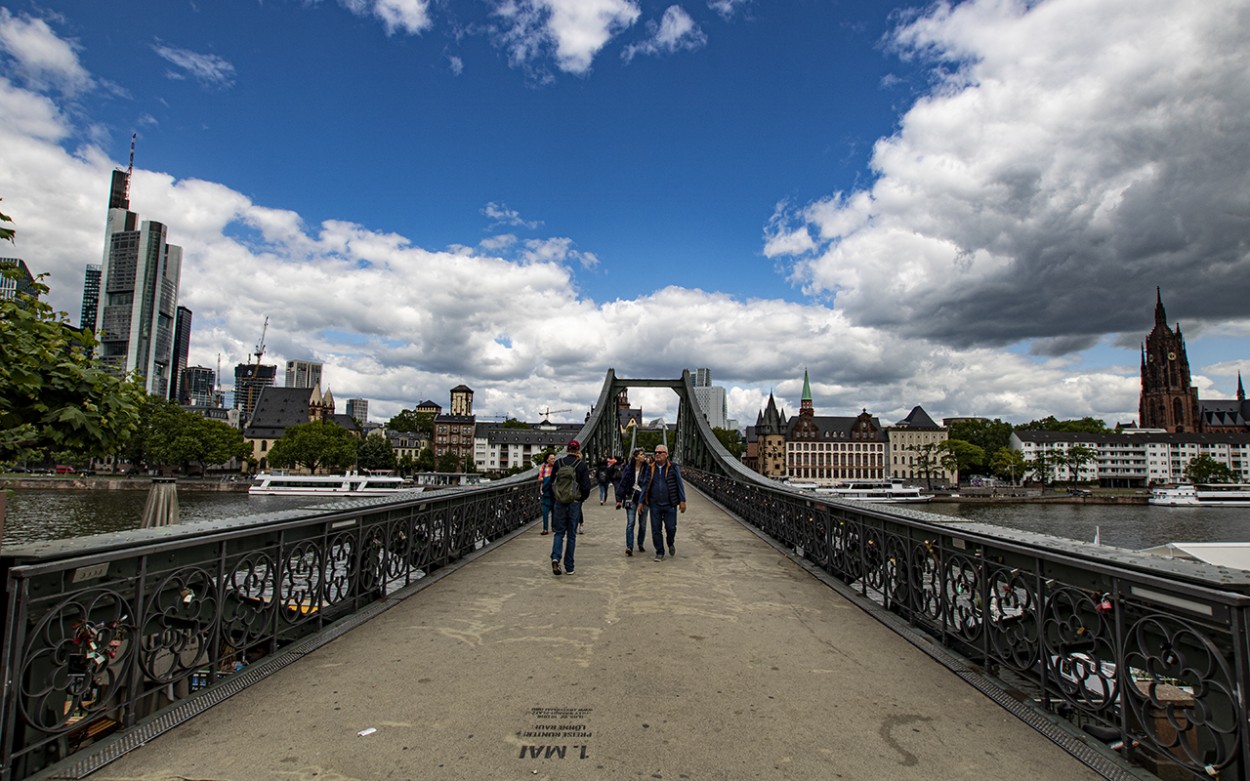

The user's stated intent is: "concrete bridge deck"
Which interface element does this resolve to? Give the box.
[84,489,1105,781]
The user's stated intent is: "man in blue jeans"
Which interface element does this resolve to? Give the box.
[642,444,686,561]
[547,439,592,576]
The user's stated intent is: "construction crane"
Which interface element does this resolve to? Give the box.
[539,406,571,423]
[245,316,269,421]
[124,132,135,203]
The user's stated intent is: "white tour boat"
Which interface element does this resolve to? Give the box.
[814,480,934,503]
[1149,484,1250,507]
[249,471,417,497]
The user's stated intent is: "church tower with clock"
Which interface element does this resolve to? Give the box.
[1139,288,1201,432]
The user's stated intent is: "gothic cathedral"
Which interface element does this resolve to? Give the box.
[1139,289,1202,432]
[1139,289,1250,433]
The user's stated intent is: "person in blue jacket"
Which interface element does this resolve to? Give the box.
[641,444,685,561]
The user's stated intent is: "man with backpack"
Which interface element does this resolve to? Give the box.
[547,439,592,576]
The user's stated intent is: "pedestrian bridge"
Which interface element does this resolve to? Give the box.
[3,370,1250,781]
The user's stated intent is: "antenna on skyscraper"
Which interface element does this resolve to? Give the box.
[124,133,136,203]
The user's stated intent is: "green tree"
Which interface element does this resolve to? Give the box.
[1063,444,1098,483]
[712,427,745,460]
[500,418,529,430]
[462,453,477,473]
[1020,416,1109,434]
[415,444,436,472]
[1027,448,1065,491]
[435,450,460,472]
[125,398,249,472]
[397,453,415,476]
[357,432,397,472]
[267,421,358,474]
[905,442,946,489]
[1185,454,1237,484]
[387,409,435,434]
[989,447,1027,486]
[947,419,1013,473]
[942,439,984,487]
[0,269,145,465]
[0,200,13,243]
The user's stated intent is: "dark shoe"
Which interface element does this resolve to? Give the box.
[654,553,664,561]
[552,559,562,576]
[541,529,549,535]
[668,545,675,558]
[637,546,645,553]
[564,569,575,576]
[626,548,633,556]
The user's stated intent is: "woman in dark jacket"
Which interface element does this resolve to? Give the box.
[614,448,651,556]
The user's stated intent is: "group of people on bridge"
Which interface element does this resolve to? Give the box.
[538,439,686,576]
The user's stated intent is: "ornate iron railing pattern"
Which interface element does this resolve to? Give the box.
[0,481,537,780]
[686,468,1250,781]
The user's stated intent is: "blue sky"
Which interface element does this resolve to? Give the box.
[1,0,1247,428]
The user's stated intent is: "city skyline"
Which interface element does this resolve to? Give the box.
[0,1,1247,429]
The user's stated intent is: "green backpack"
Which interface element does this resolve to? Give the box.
[553,459,579,504]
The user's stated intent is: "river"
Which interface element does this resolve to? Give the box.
[3,490,1250,552]
[1,488,328,547]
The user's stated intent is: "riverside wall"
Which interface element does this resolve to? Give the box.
[0,477,249,492]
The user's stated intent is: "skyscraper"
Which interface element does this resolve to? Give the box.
[95,168,184,397]
[180,365,216,407]
[169,306,192,402]
[235,362,277,422]
[285,359,323,389]
[690,367,728,429]
[80,263,101,333]
[346,398,369,426]
[0,258,35,301]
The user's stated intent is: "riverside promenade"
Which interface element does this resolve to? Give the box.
[83,489,1106,781]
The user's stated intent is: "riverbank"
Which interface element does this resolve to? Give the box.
[0,476,249,492]
[930,492,1149,505]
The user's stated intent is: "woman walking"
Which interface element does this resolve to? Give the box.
[537,452,556,534]
[614,448,651,556]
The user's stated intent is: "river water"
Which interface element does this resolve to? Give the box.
[1,489,327,547]
[3,489,1250,552]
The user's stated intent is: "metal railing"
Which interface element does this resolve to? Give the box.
[0,479,538,780]
[686,468,1250,781]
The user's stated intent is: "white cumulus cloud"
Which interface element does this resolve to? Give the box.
[766,0,1250,352]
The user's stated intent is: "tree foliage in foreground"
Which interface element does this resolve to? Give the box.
[267,421,358,474]
[0,269,145,465]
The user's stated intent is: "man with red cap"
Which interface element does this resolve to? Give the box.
[545,438,592,576]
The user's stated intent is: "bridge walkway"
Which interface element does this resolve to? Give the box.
[84,488,1103,780]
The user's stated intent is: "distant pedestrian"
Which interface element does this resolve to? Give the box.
[537,452,556,535]
[546,439,592,576]
[642,445,686,561]
[615,448,651,556]
[596,456,612,504]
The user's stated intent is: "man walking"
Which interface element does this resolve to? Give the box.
[642,445,686,561]
[547,439,592,576]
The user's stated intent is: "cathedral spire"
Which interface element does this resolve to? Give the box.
[1155,286,1167,328]
[1239,372,1246,403]
[800,369,814,417]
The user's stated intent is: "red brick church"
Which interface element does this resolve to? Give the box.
[1139,289,1247,432]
